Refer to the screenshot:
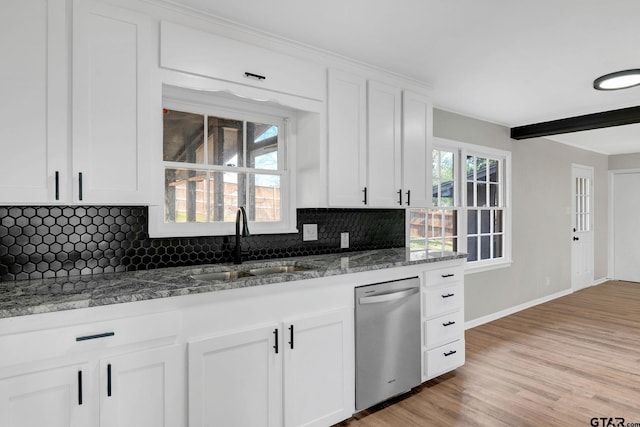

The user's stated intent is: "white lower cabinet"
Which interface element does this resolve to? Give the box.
[188,308,352,427]
[0,344,183,427]
[0,362,93,427]
[0,312,184,427]
[421,261,466,381]
[188,324,282,427]
[99,345,184,427]
[283,310,352,427]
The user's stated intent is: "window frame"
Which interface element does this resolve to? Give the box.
[409,137,512,273]
[149,88,298,238]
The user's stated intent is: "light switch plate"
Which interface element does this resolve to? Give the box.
[340,232,349,249]
[303,224,318,241]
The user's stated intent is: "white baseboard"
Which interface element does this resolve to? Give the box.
[465,277,611,330]
[464,288,573,330]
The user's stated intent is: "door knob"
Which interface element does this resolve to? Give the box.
[573,236,579,241]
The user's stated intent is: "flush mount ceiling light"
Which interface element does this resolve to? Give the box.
[593,69,640,90]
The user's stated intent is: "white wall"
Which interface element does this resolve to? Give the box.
[609,153,640,170]
[434,109,609,323]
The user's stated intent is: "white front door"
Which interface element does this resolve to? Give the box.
[571,164,594,291]
[611,171,640,282]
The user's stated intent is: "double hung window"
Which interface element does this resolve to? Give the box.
[151,89,296,237]
[409,138,511,271]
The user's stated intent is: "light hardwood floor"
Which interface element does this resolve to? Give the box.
[338,281,640,426]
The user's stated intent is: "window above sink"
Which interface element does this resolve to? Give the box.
[149,85,300,238]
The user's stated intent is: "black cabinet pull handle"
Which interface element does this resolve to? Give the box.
[107,363,112,397]
[78,172,83,201]
[55,171,60,200]
[573,236,579,241]
[78,370,83,405]
[362,187,367,205]
[288,325,294,350]
[444,350,457,357]
[76,331,115,342]
[441,273,455,278]
[273,329,279,354]
[442,321,456,327]
[397,189,402,205]
[406,190,411,206]
[441,293,455,299]
[244,72,266,80]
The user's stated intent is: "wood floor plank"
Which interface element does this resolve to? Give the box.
[337,281,640,426]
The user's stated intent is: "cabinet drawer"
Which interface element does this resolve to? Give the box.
[424,340,465,380]
[160,21,325,101]
[423,283,463,318]
[0,311,180,369]
[424,311,464,349]
[424,265,464,287]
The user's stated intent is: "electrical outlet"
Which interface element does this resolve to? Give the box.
[340,232,349,249]
[302,224,318,241]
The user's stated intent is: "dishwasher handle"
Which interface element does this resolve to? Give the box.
[358,287,419,305]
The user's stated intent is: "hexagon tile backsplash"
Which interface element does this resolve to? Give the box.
[0,207,405,282]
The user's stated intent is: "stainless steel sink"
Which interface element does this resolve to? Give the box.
[247,265,312,276]
[191,271,253,281]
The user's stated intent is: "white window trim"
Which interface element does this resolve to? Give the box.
[149,86,298,237]
[431,137,512,274]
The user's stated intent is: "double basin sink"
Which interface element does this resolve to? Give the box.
[189,262,316,282]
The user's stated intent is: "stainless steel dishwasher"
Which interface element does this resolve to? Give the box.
[355,276,421,411]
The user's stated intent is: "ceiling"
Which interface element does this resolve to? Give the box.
[168,0,640,155]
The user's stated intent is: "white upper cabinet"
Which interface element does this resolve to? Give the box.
[327,69,368,207]
[367,80,403,208]
[327,69,432,208]
[160,21,325,102]
[0,0,68,204]
[72,0,153,204]
[402,90,433,208]
[0,0,152,205]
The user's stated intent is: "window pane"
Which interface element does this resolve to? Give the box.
[249,174,281,222]
[481,210,491,234]
[163,110,204,163]
[432,150,440,181]
[444,210,457,239]
[468,210,477,234]
[440,151,455,206]
[493,235,503,258]
[466,181,475,206]
[207,116,243,167]
[494,210,503,233]
[444,237,457,253]
[489,183,499,207]
[208,172,244,222]
[477,157,488,182]
[248,122,279,170]
[467,236,477,261]
[477,183,487,207]
[427,210,440,238]
[164,168,207,223]
[466,155,475,178]
[489,159,499,182]
[480,236,491,259]
[410,209,426,243]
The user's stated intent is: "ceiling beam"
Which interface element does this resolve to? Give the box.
[510,105,640,140]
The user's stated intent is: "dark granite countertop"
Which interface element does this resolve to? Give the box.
[0,248,466,319]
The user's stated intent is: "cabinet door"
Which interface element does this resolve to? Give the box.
[402,91,432,207]
[327,69,367,207]
[188,325,282,427]
[367,81,402,208]
[0,363,93,427]
[100,345,184,427]
[283,308,353,427]
[0,0,68,204]
[72,0,152,204]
